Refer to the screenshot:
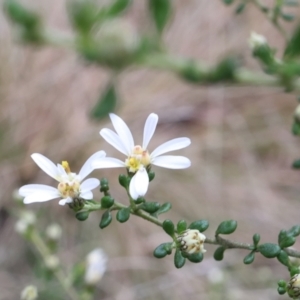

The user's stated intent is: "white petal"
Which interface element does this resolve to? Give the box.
[129,168,149,199]
[152,155,191,169]
[81,178,100,193]
[81,191,93,200]
[109,113,134,154]
[92,157,125,169]
[31,153,59,180]
[151,138,191,158]
[59,197,73,206]
[100,129,129,156]
[19,184,58,196]
[23,191,60,204]
[79,151,106,180]
[142,113,158,149]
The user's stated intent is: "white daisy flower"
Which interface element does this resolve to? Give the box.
[19,151,106,206]
[92,113,191,200]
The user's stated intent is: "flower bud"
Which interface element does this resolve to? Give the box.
[248,32,267,50]
[294,104,300,123]
[45,255,60,270]
[177,229,206,254]
[287,274,300,298]
[20,285,38,300]
[85,248,107,286]
[45,223,62,241]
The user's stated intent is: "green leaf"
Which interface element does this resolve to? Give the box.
[278,230,296,248]
[153,243,169,258]
[281,12,295,22]
[188,220,209,232]
[292,159,300,169]
[292,122,300,135]
[99,210,112,229]
[186,252,203,263]
[252,233,260,246]
[216,220,237,235]
[223,0,235,4]
[214,246,226,261]
[284,24,300,59]
[156,202,172,215]
[75,211,89,221]
[101,196,114,209]
[116,207,131,223]
[278,280,287,288]
[177,220,187,234]
[100,178,109,192]
[235,2,246,14]
[277,250,290,266]
[162,219,175,236]
[277,286,287,295]
[105,0,132,18]
[118,174,128,188]
[148,171,155,182]
[288,225,300,236]
[243,252,255,264]
[139,202,160,213]
[91,83,117,120]
[148,0,171,33]
[258,243,281,258]
[174,249,185,268]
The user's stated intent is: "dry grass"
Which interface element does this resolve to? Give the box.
[0,0,300,299]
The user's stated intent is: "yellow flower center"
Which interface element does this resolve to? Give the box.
[57,181,80,199]
[125,145,151,173]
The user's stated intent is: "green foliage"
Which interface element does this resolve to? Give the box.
[174,249,185,268]
[100,178,109,193]
[214,246,226,261]
[75,211,89,221]
[148,171,155,182]
[216,220,237,235]
[252,233,260,246]
[292,122,300,135]
[139,202,160,213]
[177,220,187,234]
[103,0,132,18]
[284,24,300,59]
[162,219,175,236]
[188,220,209,232]
[287,225,300,236]
[91,82,117,120]
[99,210,112,228]
[278,230,296,248]
[155,202,172,215]
[101,196,115,209]
[292,158,300,169]
[223,0,235,4]
[258,243,281,258]
[153,242,173,258]
[184,252,204,263]
[118,174,129,188]
[116,207,131,223]
[148,0,171,33]
[243,251,255,264]
[235,2,246,14]
[277,250,290,266]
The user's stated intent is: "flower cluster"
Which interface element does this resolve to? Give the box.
[19,113,191,204]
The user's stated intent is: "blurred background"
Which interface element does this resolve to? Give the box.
[1,0,300,299]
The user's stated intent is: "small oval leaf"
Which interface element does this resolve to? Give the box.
[214,246,226,261]
[277,250,290,266]
[156,202,172,215]
[140,202,160,213]
[149,0,171,33]
[163,219,175,236]
[101,196,114,209]
[75,211,89,221]
[243,252,255,264]
[258,243,281,258]
[153,243,168,258]
[174,249,185,268]
[177,220,187,234]
[186,252,203,263]
[116,207,130,223]
[99,210,112,229]
[252,233,260,246]
[189,220,209,232]
[216,220,237,235]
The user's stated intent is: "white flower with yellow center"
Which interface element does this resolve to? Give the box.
[92,113,191,199]
[19,151,106,205]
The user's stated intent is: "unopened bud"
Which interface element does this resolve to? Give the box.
[45,223,62,241]
[45,255,60,270]
[85,248,107,286]
[294,105,300,123]
[177,229,206,254]
[287,274,300,298]
[248,32,267,50]
[20,285,38,300]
